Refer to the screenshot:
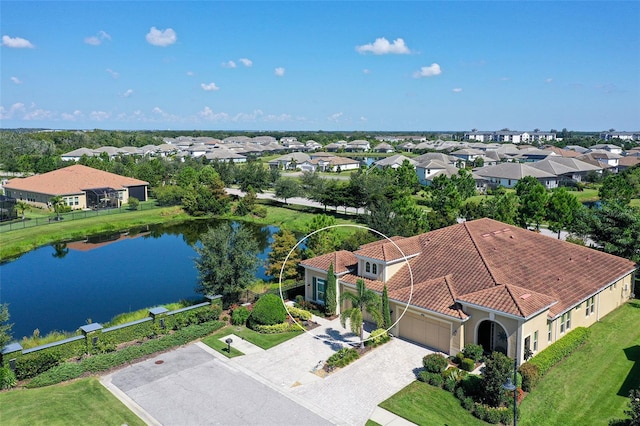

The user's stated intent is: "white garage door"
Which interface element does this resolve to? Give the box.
[398,312,451,353]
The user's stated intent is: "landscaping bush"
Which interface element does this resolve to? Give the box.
[249,294,287,327]
[462,343,484,362]
[442,366,467,382]
[453,351,465,365]
[443,378,457,392]
[460,357,476,372]
[518,361,540,392]
[462,396,475,411]
[455,386,466,401]
[15,351,63,381]
[250,322,297,334]
[365,328,390,347]
[0,366,17,389]
[326,347,359,368]
[422,353,449,373]
[286,306,312,321]
[418,371,439,384]
[232,306,251,325]
[459,374,483,399]
[27,362,83,388]
[528,327,590,377]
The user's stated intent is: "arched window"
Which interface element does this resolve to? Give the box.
[372,264,378,275]
[365,262,371,273]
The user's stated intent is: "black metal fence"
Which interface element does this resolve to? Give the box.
[0,203,155,233]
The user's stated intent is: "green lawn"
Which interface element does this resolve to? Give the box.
[201,324,303,355]
[378,381,486,426]
[519,300,640,425]
[0,377,145,426]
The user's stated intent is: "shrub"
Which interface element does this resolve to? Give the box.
[418,371,439,384]
[453,351,465,364]
[27,362,84,388]
[326,347,359,368]
[423,353,449,373]
[249,294,287,327]
[529,327,590,376]
[462,343,484,362]
[442,366,467,382]
[460,357,476,372]
[484,406,503,424]
[250,322,296,334]
[232,306,251,325]
[15,351,62,381]
[0,366,17,389]
[455,386,466,401]
[365,329,390,347]
[499,406,514,425]
[428,373,444,387]
[287,306,312,321]
[473,403,488,421]
[462,396,475,411]
[519,362,540,392]
[459,374,483,399]
[443,378,457,392]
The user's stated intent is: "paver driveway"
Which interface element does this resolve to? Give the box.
[104,317,432,425]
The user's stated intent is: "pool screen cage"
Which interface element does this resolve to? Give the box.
[85,187,120,209]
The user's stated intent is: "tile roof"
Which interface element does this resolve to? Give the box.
[302,218,636,320]
[300,250,357,274]
[3,164,149,196]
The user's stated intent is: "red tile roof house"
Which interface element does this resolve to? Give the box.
[2,164,149,210]
[301,218,636,363]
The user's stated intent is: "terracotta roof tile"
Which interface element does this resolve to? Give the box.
[3,164,148,196]
[458,284,557,318]
[354,235,422,262]
[389,275,468,319]
[300,250,357,274]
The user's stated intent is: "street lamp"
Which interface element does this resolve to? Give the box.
[502,345,518,425]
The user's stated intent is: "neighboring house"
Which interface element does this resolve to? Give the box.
[60,148,97,162]
[373,155,416,170]
[267,152,311,170]
[204,150,247,163]
[514,148,556,163]
[299,156,360,172]
[301,218,636,363]
[529,157,602,183]
[599,131,640,141]
[474,162,559,189]
[618,155,640,171]
[373,142,395,153]
[345,140,371,152]
[580,150,622,170]
[451,148,484,162]
[415,160,459,185]
[397,142,416,152]
[588,144,624,155]
[2,164,148,210]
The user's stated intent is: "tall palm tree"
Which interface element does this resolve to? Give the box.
[49,195,64,220]
[340,279,382,349]
[15,201,31,220]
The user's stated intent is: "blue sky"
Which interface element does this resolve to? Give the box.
[1,1,639,131]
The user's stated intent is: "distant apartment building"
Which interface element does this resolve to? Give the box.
[599,131,640,141]
[464,130,556,144]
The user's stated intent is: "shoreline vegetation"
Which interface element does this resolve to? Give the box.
[0,198,358,262]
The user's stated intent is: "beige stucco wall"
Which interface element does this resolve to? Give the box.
[304,270,328,303]
[521,310,549,356]
[463,305,523,361]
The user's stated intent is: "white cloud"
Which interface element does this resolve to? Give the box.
[274,67,285,77]
[222,60,237,68]
[2,35,34,48]
[90,111,110,121]
[239,58,253,67]
[545,78,553,83]
[106,68,120,79]
[363,69,371,74]
[201,82,220,91]
[24,108,53,121]
[61,110,83,121]
[413,63,442,78]
[0,102,26,119]
[356,37,411,55]
[84,30,111,45]
[186,71,194,76]
[360,116,367,122]
[233,109,264,122]
[500,77,510,81]
[265,113,292,122]
[10,76,22,84]
[121,89,134,98]
[328,112,343,122]
[145,27,177,47]
[452,88,463,93]
[200,106,229,121]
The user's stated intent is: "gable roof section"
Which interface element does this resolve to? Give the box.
[300,250,357,274]
[3,165,149,196]
[474,163,557,180]
[388,275,468,320]
[354,235,422,262]
[457,284,556,318]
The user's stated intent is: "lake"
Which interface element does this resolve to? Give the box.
[0,220,276,341]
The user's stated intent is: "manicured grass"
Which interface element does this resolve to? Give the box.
[201,324,303,352]
[0,205,191,261]
[0,377,145,426]
[379,381,486,426]
[201,330,245,358]
[365,420,383,426]
[519,301,640,425]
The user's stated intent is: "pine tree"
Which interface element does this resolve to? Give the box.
[324,262,337,316]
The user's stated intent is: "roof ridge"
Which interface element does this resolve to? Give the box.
[443,275,464,320]
[504,284,526,317]
[463,220,500,287]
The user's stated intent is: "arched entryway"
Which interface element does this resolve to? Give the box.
[477,320,508,355]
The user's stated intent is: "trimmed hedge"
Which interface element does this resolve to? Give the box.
[250,322,298,334]
[286,306,312,321]
[27,321,225,388]
[519,326,590,391]
[460,357,476,372]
